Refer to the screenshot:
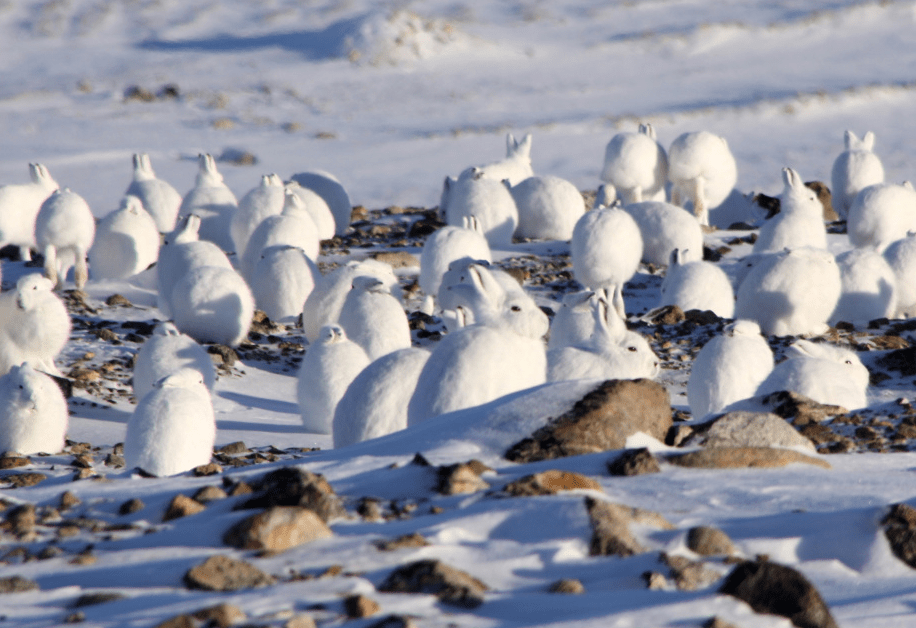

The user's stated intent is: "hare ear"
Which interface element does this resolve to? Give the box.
[782,167,803,189]
[143,154,154,173]
[786,339,819,359]
[862,131,876,151]
[516,133,533,158]
[669,248,684,267]
[638,123,656,140]
[468,264,504,304]
[596,293,626,340]
[506,133,517,154]
[843,130,858,150]
[132,154,143,171]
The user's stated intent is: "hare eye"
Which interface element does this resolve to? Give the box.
[845,360,852,365]
[510,305,521,312]
[627,346,637,352]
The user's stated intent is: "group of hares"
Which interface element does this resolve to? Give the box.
[0,126,912,476]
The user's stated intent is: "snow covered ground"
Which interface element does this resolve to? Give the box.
[1,1,916,626]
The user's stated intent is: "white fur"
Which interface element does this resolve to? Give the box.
[0,273,71,376]
[476,133,534,186]
[0,363,68,455]
[547,290,597,351]
[509,175,585,241]
[660,248,735,318]
[623,200,703,267]
[442,167,519,248]
[230,173,285,255]
[437,259,524,324]
[302,258,402,342]
[754,167,827,254]
[571,205,643,308]
[285,180,336,241]
[687,319,774,421]
[170,265,255,347]
[757,339,870,410]
[297,325,370,434]
[831,130,884,219]
[884,233,916,317]
[419,216,492,299]
[125,154,182,233]
[0,163,58,261]
[89,195,160,280]
[241,189,320,282]
[251,245,318,322]
[132,321,216,401]
[288,170,352,236]
[600,123,668,204]
[847,182,916,252]
[735,248,841,336]
[333,347,430,448]
[34,188,96,289]
[124,369,216,476]
[668,131,737,226]
[830,247,898,325]
[179,153,238,251]
[338,276,411,361]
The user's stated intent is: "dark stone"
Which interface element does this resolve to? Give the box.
[687,526,736,556]
[241,467,344,522]
[184,555,276,591]
[882,503,916,568]
[344,594,381,618]
[504,470,601,496]
[585,496,673,557]
[877,346,916,377]
[607,448,661,476]
[73,592,126,607]
[379,559,488,608]
[0,576,38,594]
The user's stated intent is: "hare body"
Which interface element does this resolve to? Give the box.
[830,248,898,324]
[338,276,411,361]
[125,154,182,233]
[419,217,492,299]
[35,188,95,289]
[231,174,285,255]
[89,196,160,280]
[884,233,916,317]
[442,167,519,248]
[289,170,351,236]
[170,266,255,347]
[668,131,737,226]
[831,130,884,219]
[0,163,58,261]
[754,168,827,254]
[0,274,71,376]
[132,321,216,402]
[509,175,585,241]
[601,123,668,204]
[179,153,237,251]
[476,133,534,186]
[571,206,643,301]
[251,245,318,322]
[847,182,916,252]
[660,249,735,319]
[241,191,320,282]
[285,181,336,241]
[623,200,703,267]
[0,364,68,455]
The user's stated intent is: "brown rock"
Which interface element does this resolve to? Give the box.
[224,506,333,551]
[0,455,30,469]
[1,472,47,488]
[284,616,318,628]
[607,448,661,476]
[877,346,916,377]
[119,498,144,515]
[437,463,490,495]
[374,251,420,268]
[193,485,228,503]
[105,294,133,307]
[366,616,416,628]
[358,497,384,521]
[0,576,38,594]
[548,578,585,594]
[163,494,206,521]
[192,602,247,627]
[374,532,430,551]
[242,467,344,522]
[153,615,195,628]
[379,559,488,608]
[704,617,740,628]
[104,454,125,468]
[664,554,722,591]
[344,594,381,618]
[585,496,674,557]
[193,463,223,476]
[648,305,685,325]
[689,411,815,451]
[687,526,737,556]
[762,391,846,426]
[505,379,672,462]
[719,559,838,628]
[60,491,81,511]
[881,503,916,568]
[504,470,602,496]
[6,504,36,537]
[665,447,830,470]
[184,555,276,591]
[218,441,248,454]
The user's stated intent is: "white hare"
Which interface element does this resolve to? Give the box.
[884,233,916,317]
[338,275,411,361]
[89,195,160,281]
[333,347,430,448]
[442,166,519,248]
[297,325,370,434]
[830,248,898,325]
[476,133,534,186]
[285,180,336,241]
[241,189,320,282]
[0,274,71,377]
[668,130,737,226]
[600,123,668,204]
[34,188,96,289]
[230,173,285,255]
[251,245,318,322]
[509,175,585,241]
[831,130,884,219]
[687,319,774,421]
[437,259,527,327]
[0,163,58,261]
[548,290,600,351]
[753,167,827,254]
[660,248,735,319]
[735,248,841,336]
[288,170,352,236]
[847,182,916,252]
[757,339,869,411]
[419,215,492,301]
[132,321,216,401]
[0,363,68,455]
[125,153,182,233]
[622,198,704,267]
[178,153,238,251]
[170,265,255,347]
[124,369,216,477]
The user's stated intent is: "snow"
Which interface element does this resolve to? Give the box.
[1,1,916,626]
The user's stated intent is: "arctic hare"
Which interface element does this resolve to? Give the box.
[251,245,318,322]
[753,167,827,254]
[178,153,238,251]
[442,166,519,248]
[476,133,534,186]
[419,215,492,300]
[687,319,774,421]
[548,290,598,351]
[338,276,411,361]
[509,175,585,241]
[622,198,703,267]
[240,189,320,283]
[124,369,216,477]
[170,265,255,347]
[660,249,735,319]
[847,182,916,252]
[230,173,285,255]
[831,130,884,219]
[668,130,737,226]
[288,170,352,236]
[0,163,58,261]
[285,180,336,241]
[132,321,216,402]
[0,273,71,376]
[830,248,898,325]
[600,123,668,204]
[34,188,96,289]
[884,232,916,317]
[0,363,68,455]
[88,195,160,281]
[757,339,869,410]
[125,153,182,233]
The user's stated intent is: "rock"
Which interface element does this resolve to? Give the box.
[704,617,740,628]
[224,506,333,551]
[208,345,239,367]
[192,603,247,627]
[218,441,248,454]
[505,379,672,462]
[687,526,737,557]
[284,616,318,628]
[663,554,722,591]
[0,576,38,594]
[719,559,838,628]
[379,559,488,608]
[0,455,30,469]
[374,532,430,551]
[548,578,585,594]
[437,462,490,495]
[648,304,685,325]
[105,294,132,307]
[184,555,276,591]
[59,491,81,510]
[762,391,847,426]
[344,594,381,618]
[665,447,830,470]
[1,472,47,488]
[193,485,228,503]
[687,412,815,451]
[153,615,194,628]
[877,346,916,377]
[585,496,674,557]
[73,592,126,607]
[6,504,36,537]
[367,616,416,628]
[607,448,661,476]
[104,454,125,468]
[194,463,223,476]
[163,494,206,521]
[242,467,344,522]
[881,503,916,568]
[504,470,602,496]
[358,498,384,521]
[119,498,145,515]
[374,251,419,268]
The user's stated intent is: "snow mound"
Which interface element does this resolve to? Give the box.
[342,9,461,66]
